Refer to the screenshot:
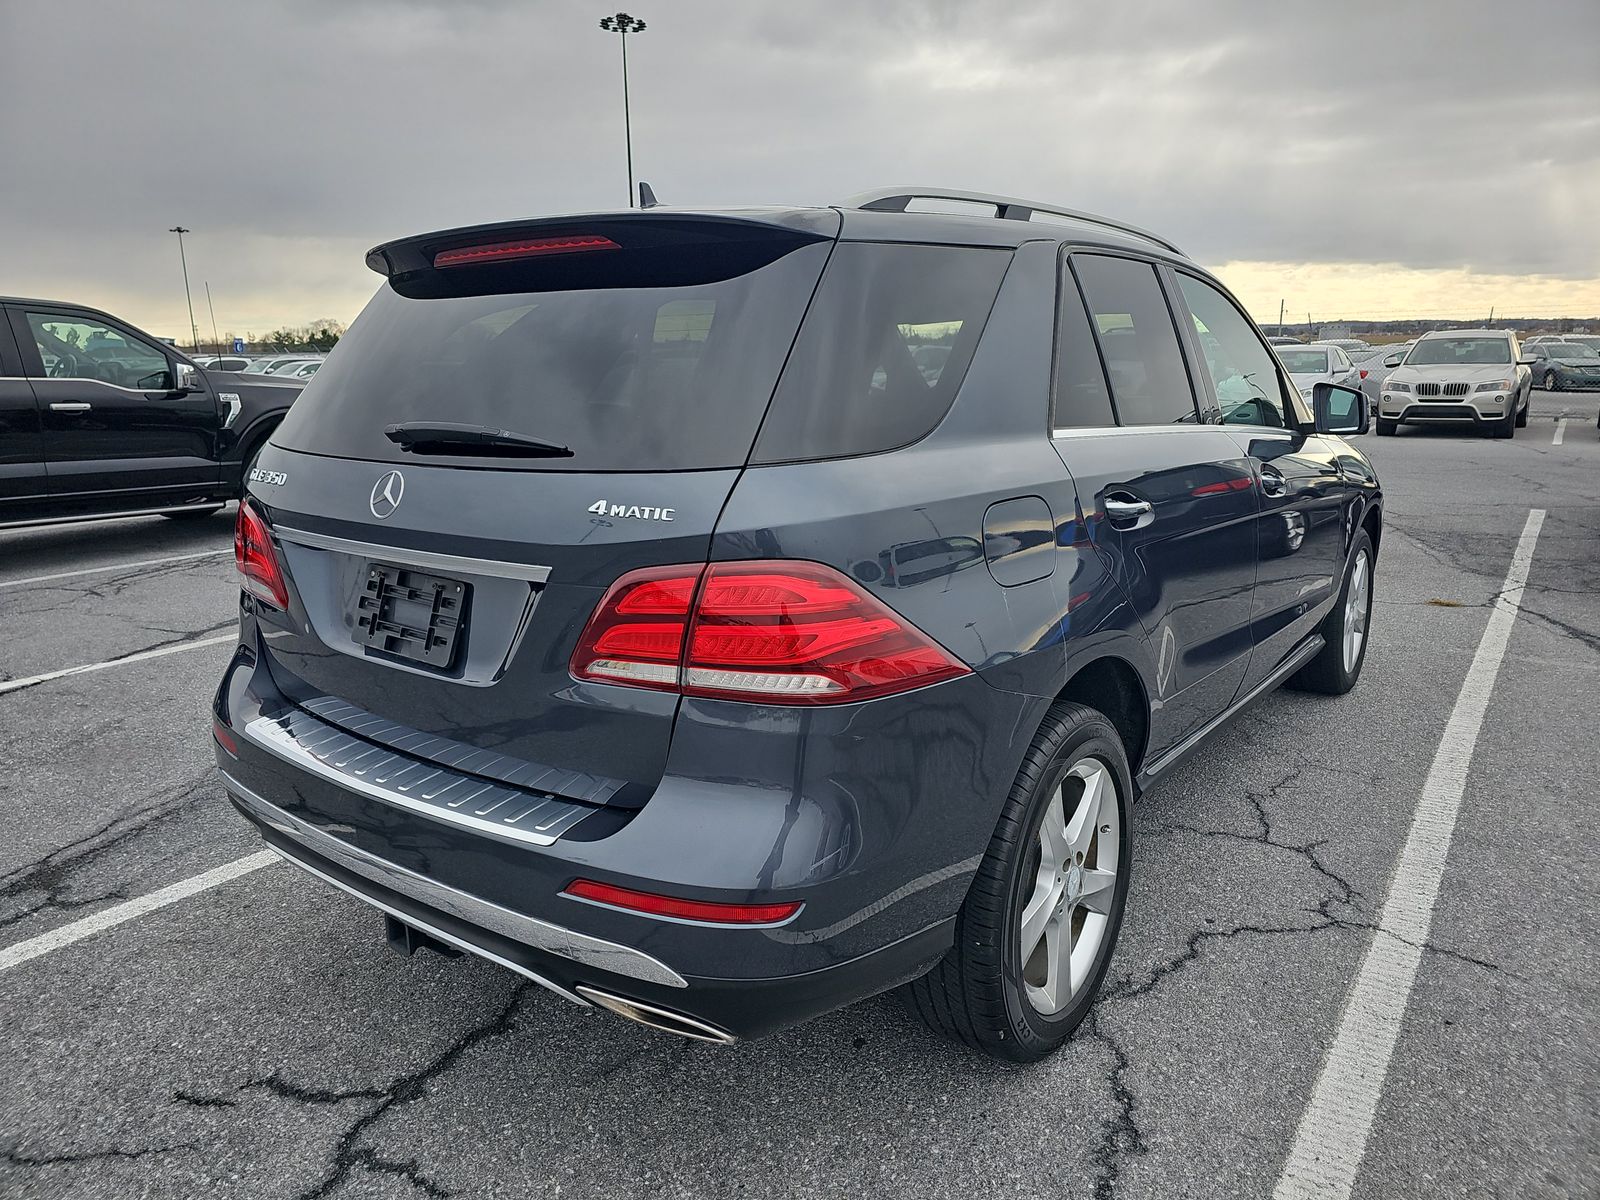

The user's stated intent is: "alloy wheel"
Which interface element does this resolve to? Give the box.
[1019,757,1120,1016]
[1342,548,1371,673]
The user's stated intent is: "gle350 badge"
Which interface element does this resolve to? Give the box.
[249,467,288,486]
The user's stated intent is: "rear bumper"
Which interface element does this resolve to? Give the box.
[224,771,951,1039]
[213,636,1033,1039]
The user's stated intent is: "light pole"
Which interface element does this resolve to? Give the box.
[598,12,646,207]
[168,226,201,353]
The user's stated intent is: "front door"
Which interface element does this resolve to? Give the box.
[1170,271,1350,691]
[12,305,220,507]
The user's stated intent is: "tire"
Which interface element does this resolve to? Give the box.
[1543,370,1559,392]
[1289,528,1374,695]
[1515,392,1528,427]
[1376,418,1397,437]
[906,702,1133,1062]
[1492,402,1516,439]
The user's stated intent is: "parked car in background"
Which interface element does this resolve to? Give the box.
[1316,337,1372,358]
[1526,334,1600,355]
[215,186,1381,1063]
[246,355,314,375]
[1267,334,1303,346]
[1278,343,1364,404]
[1359,340,1414,410]
[1377,330,1530,437]
[0,296,305,527]
[276,359,324,380]
[195,354,255,372]
[1524,341,1600,391]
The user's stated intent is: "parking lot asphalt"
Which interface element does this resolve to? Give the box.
[2,392,1597,1200]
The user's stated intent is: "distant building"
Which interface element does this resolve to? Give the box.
[1316,324,1352,341]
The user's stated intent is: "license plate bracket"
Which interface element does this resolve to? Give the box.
[352,563,468,670]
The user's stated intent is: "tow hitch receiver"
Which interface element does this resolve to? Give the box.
[385,914,462,960]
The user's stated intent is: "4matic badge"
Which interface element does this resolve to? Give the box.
[587,499,675,521]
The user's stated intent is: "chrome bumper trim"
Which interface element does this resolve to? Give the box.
[241,709,593,850]
[273,525,551,584]
[222,770,688,989]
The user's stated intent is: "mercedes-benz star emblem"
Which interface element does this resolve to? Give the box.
[370,470,405,519]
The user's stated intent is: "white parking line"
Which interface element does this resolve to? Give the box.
[1552,418,1566,446]
[1274,508,1546,1200]
[0,549,230,590]
[0,851,278,974]
[0,634,236,696]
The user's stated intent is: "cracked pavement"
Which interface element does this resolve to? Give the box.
[1,398,1596,1198]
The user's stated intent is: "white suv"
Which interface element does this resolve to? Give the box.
[1377,330,1531,439]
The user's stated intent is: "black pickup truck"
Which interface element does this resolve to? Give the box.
[0,296,304,528]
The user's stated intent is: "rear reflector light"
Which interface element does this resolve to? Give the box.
[570,560,970,705]
[432,235,620,268]
[212,719,238,756]
[235,499,289,609]
[563,879,802,925]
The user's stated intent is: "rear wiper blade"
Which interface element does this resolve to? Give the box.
[383,421,573,458]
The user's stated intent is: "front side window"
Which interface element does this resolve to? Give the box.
[1071,254,1195,425]
[1175,274,1293,429]
[26,311,171,390]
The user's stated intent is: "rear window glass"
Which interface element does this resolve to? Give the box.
[751,243,1010,463]
[271,242,831,471]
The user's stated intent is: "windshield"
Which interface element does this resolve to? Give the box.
[1279,349,1330,373]
[1405,337,1512,366]
[1549,342,1599,359]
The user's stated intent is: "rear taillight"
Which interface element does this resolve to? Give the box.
[1359,368,1369,379]
[235,499,289,609]
[570,561,970,705]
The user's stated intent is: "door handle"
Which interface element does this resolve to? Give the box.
[49,402,92,413]
[1104,493,1155,530]
[1260,467,1287,497]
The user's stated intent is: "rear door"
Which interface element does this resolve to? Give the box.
[1171,270,1350,692]
[248,213,838,806]
[15,304,220,504]
[0,308,48,522]
[1049,251,1259,762]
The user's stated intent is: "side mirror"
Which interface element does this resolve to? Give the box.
[1517,356,1538,365]
[173,361,201,393]
[1313,382,1368,436]
[1383,353,1405,368]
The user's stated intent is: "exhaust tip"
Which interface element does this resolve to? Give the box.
[575,985,736,1045]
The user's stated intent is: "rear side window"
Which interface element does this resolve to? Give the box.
[271,241,832,472]
[751,243,1010,463]
[1071,254,1196,426]
[1052,269,1116,429]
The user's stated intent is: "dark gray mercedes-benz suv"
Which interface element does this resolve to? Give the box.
[213,188,1380,1061]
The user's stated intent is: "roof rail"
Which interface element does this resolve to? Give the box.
[839,187,1184,256]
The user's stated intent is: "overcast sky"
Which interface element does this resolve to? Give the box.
[3,0,1597,340]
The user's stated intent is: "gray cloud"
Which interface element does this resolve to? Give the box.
[2,0,1596,334]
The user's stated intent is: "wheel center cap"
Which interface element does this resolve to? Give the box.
[1065,865,1083,898]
